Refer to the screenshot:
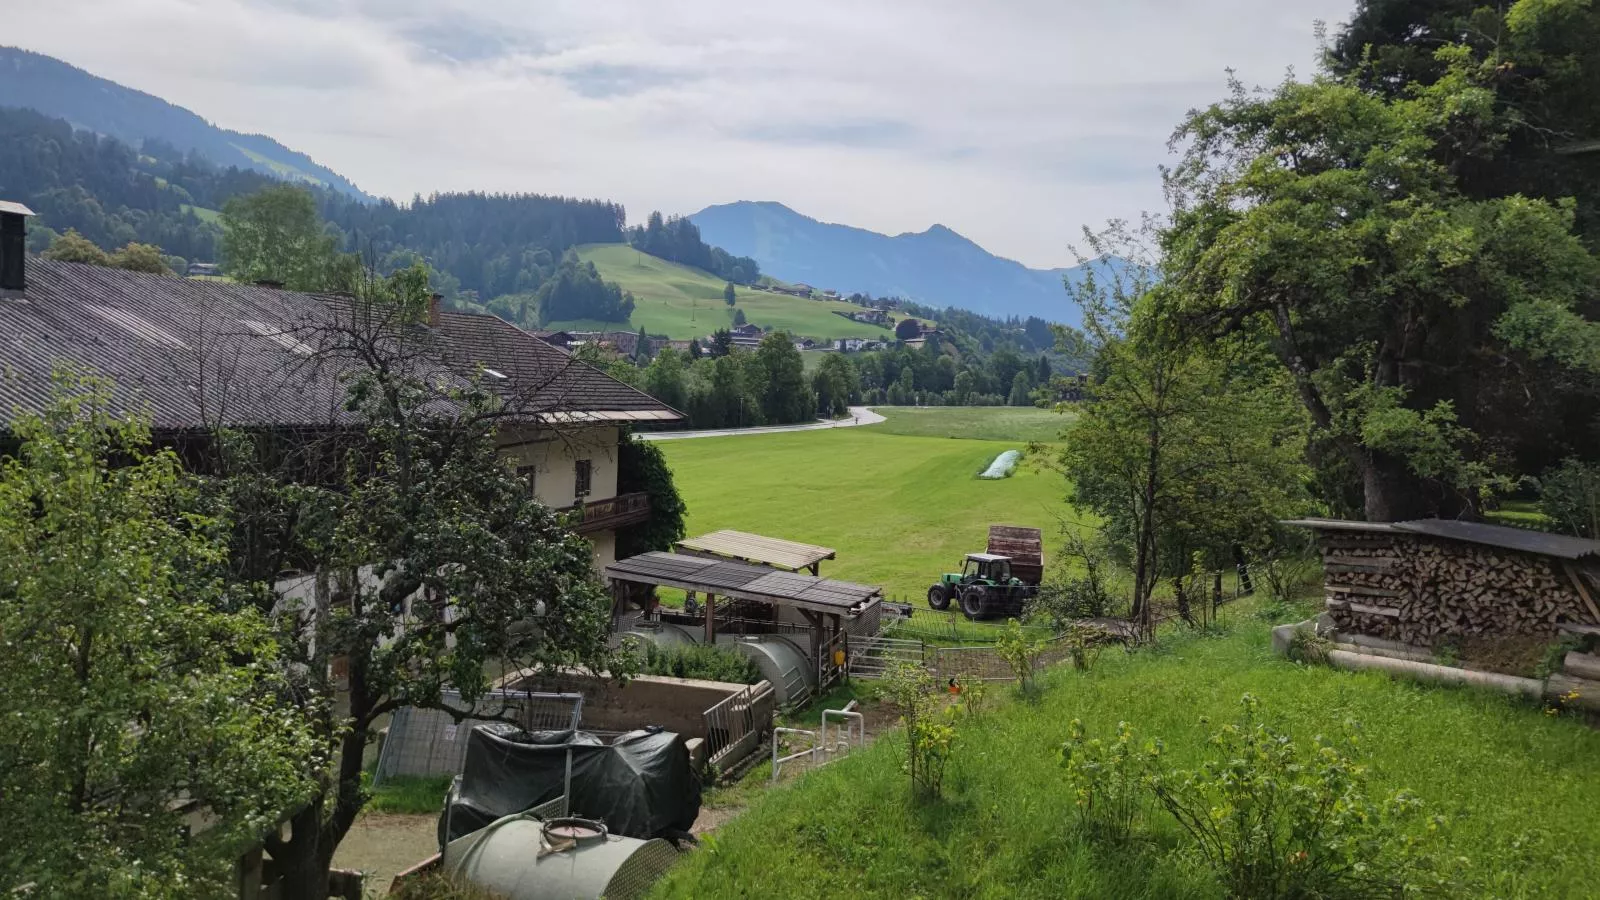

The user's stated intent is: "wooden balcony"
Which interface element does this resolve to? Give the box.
[563,491,651,534]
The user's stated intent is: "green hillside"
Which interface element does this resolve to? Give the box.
[554,244,899,341]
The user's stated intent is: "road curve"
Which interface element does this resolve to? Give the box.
[637,406,886,441]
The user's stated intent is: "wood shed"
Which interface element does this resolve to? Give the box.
[1287,518,1600,646]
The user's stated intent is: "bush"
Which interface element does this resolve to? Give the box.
[630,641,763,684]
[1058,718,1144,845]
[1537,458,1600,539]
[1031,531,1119,625]
[879,662,957,800]
[995,618,1046,694]
[1146,695,1448,899]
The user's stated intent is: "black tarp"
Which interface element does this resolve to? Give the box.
[439,726,701,845]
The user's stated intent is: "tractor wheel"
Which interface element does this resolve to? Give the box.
[927,584,951,611]
[960,586,987,620]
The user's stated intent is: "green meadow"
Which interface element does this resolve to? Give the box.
[557,243,901,341]
[657,411,1064,604]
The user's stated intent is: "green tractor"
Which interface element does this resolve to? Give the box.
[927,553,1033,620]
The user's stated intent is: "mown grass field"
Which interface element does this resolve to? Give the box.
[657,413,1065,605]
[870,405,1073,443]
[556,244,899,341]
[652,613,1600,899]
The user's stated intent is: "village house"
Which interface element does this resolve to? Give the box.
[0,203,681,573]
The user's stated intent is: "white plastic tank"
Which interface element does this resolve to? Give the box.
[613,621,700,651]
[442,813,679,900]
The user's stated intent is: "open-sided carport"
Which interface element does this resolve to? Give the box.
[604,551,881,689]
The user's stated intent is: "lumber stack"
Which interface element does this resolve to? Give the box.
[1317,531,1593,645]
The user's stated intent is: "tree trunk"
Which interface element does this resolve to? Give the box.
[273,801,336,900]
[1360,448,1435,522]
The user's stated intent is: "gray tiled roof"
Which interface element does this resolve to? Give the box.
[0,259,680,431]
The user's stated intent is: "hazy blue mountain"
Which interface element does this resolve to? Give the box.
[689,200,1113,326]
[0,47,368,199]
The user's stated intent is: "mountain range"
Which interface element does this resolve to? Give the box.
[0,46,366,199]
[691,201,1109,324]
[2,45,1100,326]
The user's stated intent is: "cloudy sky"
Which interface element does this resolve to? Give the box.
[10,0,1354,269]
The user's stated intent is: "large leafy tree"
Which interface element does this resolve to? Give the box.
[755,332,816,424]
[212,267,621,895]
[221,184,351,291]
[1163,49,1600,521]
[0,375,316,898]
[1332,0,1600,237]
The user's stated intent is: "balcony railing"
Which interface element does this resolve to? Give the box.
[562,491,651,534]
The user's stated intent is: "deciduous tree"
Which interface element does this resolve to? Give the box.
[0,374,316,898]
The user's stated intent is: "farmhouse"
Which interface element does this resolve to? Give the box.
[0,203,682,572]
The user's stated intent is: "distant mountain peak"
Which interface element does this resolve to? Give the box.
[0,46,368,200]
[690,201,1106,326]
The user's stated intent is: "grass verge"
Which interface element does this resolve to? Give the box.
[367,775,453,815]
[650,614,1600,898]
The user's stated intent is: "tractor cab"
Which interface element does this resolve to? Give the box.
[960,552,1013,584]
[928,553,1024,618]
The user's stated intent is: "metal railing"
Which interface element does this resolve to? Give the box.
[703,680,776,769]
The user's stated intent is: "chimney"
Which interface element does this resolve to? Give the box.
[428,292,443,328]
[0,201,36,292]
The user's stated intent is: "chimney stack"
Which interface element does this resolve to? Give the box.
[0,201,36,292]
[428,292,443,328]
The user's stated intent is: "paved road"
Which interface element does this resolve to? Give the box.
[638,406,886,441]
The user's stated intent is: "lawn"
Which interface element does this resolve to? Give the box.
[556,244,900,341]
[651,613,1600,898]
[872,405,1074,443]
[657,424,1067,605]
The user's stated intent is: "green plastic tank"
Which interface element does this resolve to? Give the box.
[442,813,679,900]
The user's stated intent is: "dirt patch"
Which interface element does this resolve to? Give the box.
[332,813,438,894]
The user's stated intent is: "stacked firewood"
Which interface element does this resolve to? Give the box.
[1319,532,1595,645]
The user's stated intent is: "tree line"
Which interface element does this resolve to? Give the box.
[627,211,761,284]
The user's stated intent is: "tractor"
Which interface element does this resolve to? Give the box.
[927,553,1034,620]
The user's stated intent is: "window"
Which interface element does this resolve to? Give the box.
[516,464,537,498]
[574,459,592,499]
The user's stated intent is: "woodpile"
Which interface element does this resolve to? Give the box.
[1316,530,1600,646]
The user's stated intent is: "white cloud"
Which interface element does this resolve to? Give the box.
[6,0,1355,267]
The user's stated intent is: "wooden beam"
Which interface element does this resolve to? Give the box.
[1563,562,1600,625]
[704,594,717,643]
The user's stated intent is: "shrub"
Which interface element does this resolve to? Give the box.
[995,618,1046,694]
[629,640,763,684]
[954,674,989,718]
[1536,458,1600,539]
[1146,695,1448,899]
[1032,530,1119,625]
[1058,718,1145,845]
[1062,622,1109,671]
[880,662,957,800]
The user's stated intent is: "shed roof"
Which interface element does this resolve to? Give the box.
[605,552,877,617]
[675,530,836,571]
[1285,518,1600,561]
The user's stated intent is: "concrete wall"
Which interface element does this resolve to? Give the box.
[497,425,620,509]
[503,670,756,741]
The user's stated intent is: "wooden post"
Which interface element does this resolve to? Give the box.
[808,562,820,576]
[704,593,717,643]
[799,609,823,676]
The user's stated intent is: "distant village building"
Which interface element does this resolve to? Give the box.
[186,262,221,277]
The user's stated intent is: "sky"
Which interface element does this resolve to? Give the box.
[8,0,1356,269]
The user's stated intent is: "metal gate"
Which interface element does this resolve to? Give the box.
[375,689,584,783]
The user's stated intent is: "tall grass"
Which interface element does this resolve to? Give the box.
[650,617,1600,898]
